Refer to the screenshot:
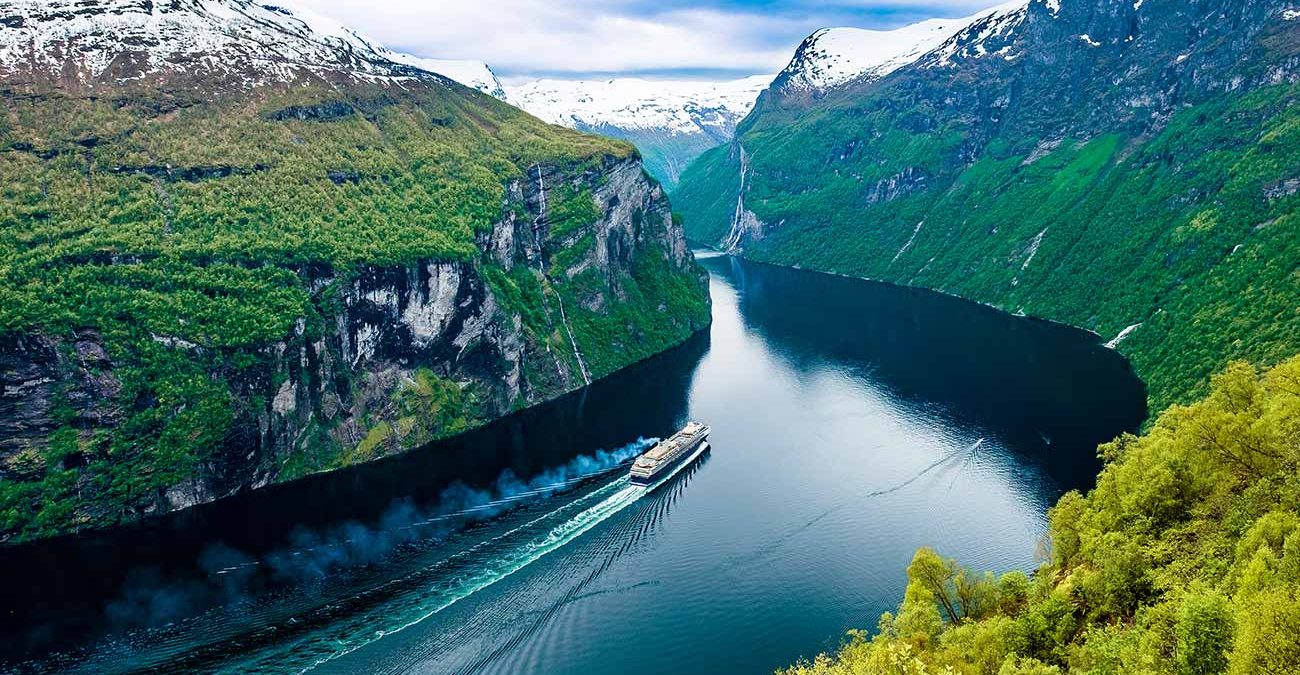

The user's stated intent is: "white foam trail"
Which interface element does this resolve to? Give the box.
[248,480,649,673]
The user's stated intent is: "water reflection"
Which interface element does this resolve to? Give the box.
[0,332,708,661]
[718,256,1146,487]
[0,256,1146,674]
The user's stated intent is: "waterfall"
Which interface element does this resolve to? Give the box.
[723,145,751,252]
[531,164,593,386]
[891,220,925,264]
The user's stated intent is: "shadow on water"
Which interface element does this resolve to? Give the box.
[0,255,1149,673]
[709,256,1147,488]
[0,330,710,661]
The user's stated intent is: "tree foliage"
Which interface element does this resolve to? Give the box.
[778,356,1300,675]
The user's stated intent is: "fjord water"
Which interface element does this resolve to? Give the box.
[2,254,1145,674]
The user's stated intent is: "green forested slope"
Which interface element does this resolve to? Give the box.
[0,84,622,340]
[0,77,708,541]
[675,3,1300,671]
[676,0,1300,412]
[780,355,1300,675]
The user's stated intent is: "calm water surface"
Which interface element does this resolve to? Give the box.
[0,254,1145,674]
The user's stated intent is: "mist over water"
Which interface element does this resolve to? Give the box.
[0,255,1146,674]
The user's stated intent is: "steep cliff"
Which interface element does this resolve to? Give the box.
[676,0,1300,411]
[0,0,709,542]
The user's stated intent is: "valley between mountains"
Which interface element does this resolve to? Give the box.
[2,1,1300,673]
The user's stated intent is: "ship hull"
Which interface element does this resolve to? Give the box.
[630,441,710,490]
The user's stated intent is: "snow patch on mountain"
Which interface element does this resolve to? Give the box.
[385,54,510,100]
[775,1,1029,94]
[0,0,506,97]
[506,76,771,138]
[922,1,1032,68]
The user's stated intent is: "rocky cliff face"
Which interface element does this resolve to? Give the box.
[0,152,706,533]
[0,0,709,542]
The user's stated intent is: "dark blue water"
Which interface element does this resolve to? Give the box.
[0,254,1145,674]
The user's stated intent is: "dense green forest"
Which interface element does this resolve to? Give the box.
[0,84,625,338]
[0,80,709,541]
[780,355,1300,675]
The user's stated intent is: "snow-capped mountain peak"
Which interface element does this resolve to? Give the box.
[921,0,1033,68]
[506,76,770,137]
[505,75,772,187]
[774,0,1030,94]
[0,0,508,99]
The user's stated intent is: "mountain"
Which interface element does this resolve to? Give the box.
[0,0,511,99]
[771,1,1027,97]
[506,76,771,188]
[0,0,709,542]
[502,1,1027,189]
[675,0,1300,411]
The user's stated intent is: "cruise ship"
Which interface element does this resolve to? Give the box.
[629,422,711,488]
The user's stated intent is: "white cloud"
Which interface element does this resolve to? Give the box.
[290,0,1004,78]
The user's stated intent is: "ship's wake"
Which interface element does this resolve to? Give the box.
[237,479,651,673]
[264,440,715,672]
[721,437,986,571]
[38,440,665,675]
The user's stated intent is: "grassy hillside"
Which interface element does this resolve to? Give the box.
[779,355,1300,675]
[682,85,1300,413]
[0,84,626,336]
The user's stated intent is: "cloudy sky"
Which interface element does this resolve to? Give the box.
[294,0,1008,81]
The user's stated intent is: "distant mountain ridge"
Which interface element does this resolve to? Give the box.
[387,54,511,100]
[506,76,771,188]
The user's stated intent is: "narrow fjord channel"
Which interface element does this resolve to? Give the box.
[1,254,1146,674]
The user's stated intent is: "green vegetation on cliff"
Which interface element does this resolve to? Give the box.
[677,6,1300,672]
[680,84,1300,414]
[676,0,1300,413]
[779,356,1300,675]
[0,77,710,543]
[0,84,626,339]
[558,241,712,378]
